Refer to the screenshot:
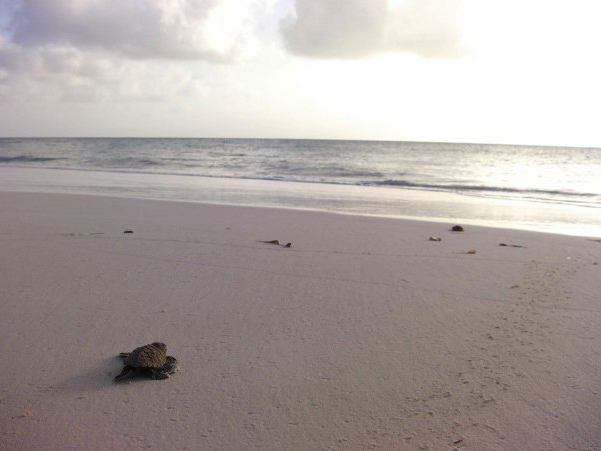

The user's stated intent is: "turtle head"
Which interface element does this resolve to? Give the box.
[151,342,167,352]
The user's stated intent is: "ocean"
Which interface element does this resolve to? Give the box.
[0,138,600,237]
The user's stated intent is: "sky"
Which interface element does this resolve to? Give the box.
[1,0,600,146]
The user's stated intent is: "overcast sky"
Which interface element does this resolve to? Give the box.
[1,0,600,146]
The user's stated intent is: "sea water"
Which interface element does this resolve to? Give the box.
[0,138,599,237]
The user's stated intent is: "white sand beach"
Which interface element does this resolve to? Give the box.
[1,191,600,450]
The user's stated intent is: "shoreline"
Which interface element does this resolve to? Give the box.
[1,165,600,239]
[2,191,601,450]
[2,185,600,241]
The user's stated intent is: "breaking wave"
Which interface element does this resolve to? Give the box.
[0,155,62,163]
[362,179,597,199]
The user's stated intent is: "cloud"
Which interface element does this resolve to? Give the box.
[0,0,275,104]
[0,37,214,103]
[281,0,464,59]
[4,0,264,62]
[5,0,269,62]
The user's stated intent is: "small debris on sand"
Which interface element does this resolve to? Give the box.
[428,236,442,242]
[258,240,292,248]
[499,243,525,248]
[465,249,476,254]
[123,230,134,234]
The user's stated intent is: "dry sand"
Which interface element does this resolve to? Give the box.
[1,191,600,450]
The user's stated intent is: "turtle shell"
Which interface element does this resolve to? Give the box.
[125,342,167,368]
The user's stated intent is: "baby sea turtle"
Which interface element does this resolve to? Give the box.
[114,342,178,382]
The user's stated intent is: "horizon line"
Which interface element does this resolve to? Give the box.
[0,136,599,150]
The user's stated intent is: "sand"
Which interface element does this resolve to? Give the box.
[1,191,600,450]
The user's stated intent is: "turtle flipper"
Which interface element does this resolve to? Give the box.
[118,352,130,362]
[164,356,178,375]
[149,356,178,380]
[149,368,170,380]
[114,365,136,382]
